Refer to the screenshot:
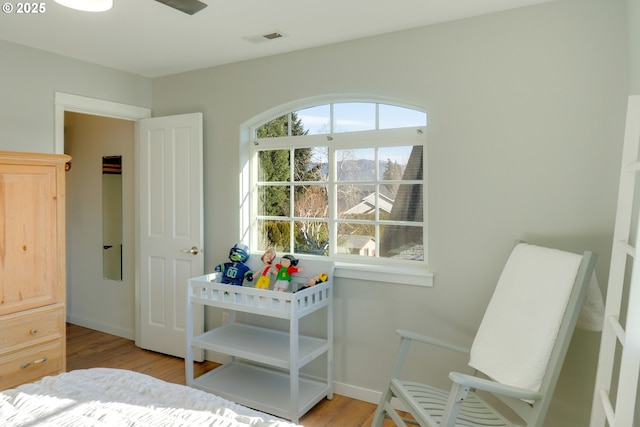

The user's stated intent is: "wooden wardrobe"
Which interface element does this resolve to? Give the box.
[0,151,71,390]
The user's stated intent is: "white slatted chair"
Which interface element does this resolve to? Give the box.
[372,242,597,427]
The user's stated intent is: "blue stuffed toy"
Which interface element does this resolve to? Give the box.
[215,243,254,286]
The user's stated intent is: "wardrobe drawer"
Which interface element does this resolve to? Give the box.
[0,338,64,390]
[0,304,64,354]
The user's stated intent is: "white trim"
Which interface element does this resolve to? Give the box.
[333,381,381,404]
[333,381,411,413]
[66,314,135,341]
[53,92,151,154]
[335,262,434,287]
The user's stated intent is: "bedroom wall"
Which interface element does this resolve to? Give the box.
[0,40,152,153]
[630,0,640,94]
[151,0,627,425]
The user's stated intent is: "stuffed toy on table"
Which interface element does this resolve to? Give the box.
[214,243,253,286]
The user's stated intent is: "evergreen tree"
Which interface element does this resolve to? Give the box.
[382,158,403,198]
[256,113,326,253]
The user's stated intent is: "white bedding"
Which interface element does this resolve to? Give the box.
[0,368,303,427]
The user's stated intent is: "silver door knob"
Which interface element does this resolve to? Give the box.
[181,246,201,255]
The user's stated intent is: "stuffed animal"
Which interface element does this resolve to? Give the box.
[214,243,253,286]
[273,254,303,292]
[294,273,328,292]
[307,273,328,287]
[254,248,276,289]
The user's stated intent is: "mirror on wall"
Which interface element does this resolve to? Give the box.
[102,155,123,281]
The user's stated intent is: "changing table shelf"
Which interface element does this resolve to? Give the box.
[192,361,329,421]
[192,323,330,369]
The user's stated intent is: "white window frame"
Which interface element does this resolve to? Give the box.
[240,97,434,287]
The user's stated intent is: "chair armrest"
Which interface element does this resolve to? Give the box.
[397,329,470,355]
[449,372,543,401]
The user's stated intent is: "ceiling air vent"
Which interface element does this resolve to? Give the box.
[263,32,283,40]
[154,0,207,15]
[242,31,288,44]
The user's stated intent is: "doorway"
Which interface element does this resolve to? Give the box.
[54,92,151,342]
[64,112,135,338]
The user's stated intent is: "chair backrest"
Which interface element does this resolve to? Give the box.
[468,242,596,425]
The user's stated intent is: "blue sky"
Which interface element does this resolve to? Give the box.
[296,102,426,135]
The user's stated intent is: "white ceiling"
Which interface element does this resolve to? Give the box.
[0,0,553,78]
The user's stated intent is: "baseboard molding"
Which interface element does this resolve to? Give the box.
[67,316,135,340]
[333,381,381,404]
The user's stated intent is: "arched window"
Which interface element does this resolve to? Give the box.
[244,100,430,281]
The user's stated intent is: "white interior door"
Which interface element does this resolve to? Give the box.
[138,113,204,358]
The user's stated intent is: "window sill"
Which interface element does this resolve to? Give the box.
[334,262,434,287]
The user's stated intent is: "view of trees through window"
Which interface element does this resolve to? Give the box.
[253,102,426,264]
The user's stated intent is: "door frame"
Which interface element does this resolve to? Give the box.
[54,93,151,154]
[54,92,151,344]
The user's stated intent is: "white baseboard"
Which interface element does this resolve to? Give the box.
[67,316,135,340]
[333,381,381,404]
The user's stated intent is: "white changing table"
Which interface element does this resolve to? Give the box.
[185,259,334,423]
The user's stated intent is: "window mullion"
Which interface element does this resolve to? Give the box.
[330,104,334,134]
[290,147,295,252]
[328,146,336,258]
[374,145,380,257]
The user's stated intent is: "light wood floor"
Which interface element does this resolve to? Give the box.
[66,323,399,426]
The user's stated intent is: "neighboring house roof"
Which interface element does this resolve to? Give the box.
[390,244,424,261]
[343,193,394,215]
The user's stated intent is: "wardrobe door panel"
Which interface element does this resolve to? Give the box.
[0,163,58,316]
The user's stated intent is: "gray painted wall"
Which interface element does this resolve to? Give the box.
[630,0,640,94]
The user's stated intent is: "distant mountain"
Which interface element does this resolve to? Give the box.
[313,159,406,182]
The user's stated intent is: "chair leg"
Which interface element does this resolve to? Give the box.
[374,334,414,426]
[439,382,469,427]
[372,386,395,427]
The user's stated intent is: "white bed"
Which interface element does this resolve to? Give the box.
[0,368,304,426]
